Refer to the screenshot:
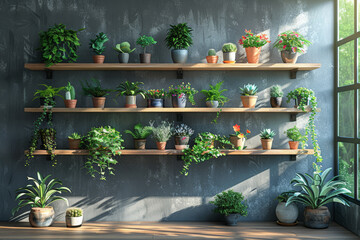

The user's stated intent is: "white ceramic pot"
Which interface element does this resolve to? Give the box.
[275,202,298,224]
[66,216,83,227]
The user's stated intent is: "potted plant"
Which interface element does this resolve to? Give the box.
[222,43,237,63]
[275,191,298,224]
[168,82,198,108]
[39,24,84,67]
[125,123,153,150]
[66,208,83,228]
[201,81,229,108]
[33,84,64,108]
[136,35,157,63]
[68,132,81,150]
[81,78,112,108]
[89,32,109,64]
[287,87,313,108]
[230,124,250,150]
[273,30,312,63]
[116,81,145,108]
[149,121,173,150]
[63,82,77,108]
[286,168,351,229]
[173,123,194,150]
[260,128,275,150]
[12,172,71,227]
[239,84,258,108]
[239,29,270,63]
[270,85,283,108]
[165,23,193,63]
[113,42,136,63]
[285,126,304,150]
[83,126,124,180]
[209,190,248,226]
[145,89,166,108]
[39,128,57,166]
[206,49,218,63]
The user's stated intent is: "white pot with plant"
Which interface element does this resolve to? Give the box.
[275,191,298,225]
[240,84,258,108]
[66,208,83,227]
[150,121,173,150]
[260,128,275,150]
[222,43,237,63]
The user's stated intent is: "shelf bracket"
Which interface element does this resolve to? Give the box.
[290,155,297,161]
[45,69,53,79]
[290,113,297,122]
[176,113,183,122]
[177,68,183,79]
[290,68,298,79]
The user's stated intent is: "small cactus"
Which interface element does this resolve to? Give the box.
[113,42,136,54]
[66,208,83,217]
[222,43,237,53]
[208,49,216,56]
[65,82,75,100]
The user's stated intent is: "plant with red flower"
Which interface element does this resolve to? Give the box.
[238,30,270,48]
[274,30,311,53]
[168,82,198,105]
[231,124,251,139]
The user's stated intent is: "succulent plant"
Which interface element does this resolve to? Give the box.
[113,42,136,54]
[270,85,284,98]
[66,208,83,217]
[222,43,237,53]
[64,82,76,100]
[260,129,276,139]
[240,84,258,96]
[68,132,81,140]
[208,49,217,56]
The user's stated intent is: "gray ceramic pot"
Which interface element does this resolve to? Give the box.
[29,207,55,227]
[281,50,298,64]
[171,49,188,63]
[118,53,129,63]
[125,95,137,108]
[304,206,330,229]
[174,136,190,145]
[225,214,239,226]
[140,53,151,63]
[66,216,83,228]
[172,94,187,108]
[223,52,236,62]
[134,139,146,150]
[275,202,298,224]
[206,101,219,108]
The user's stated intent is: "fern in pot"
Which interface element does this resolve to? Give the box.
[125,123,153,149]
[116,81,145,108]
[165,23,193,63]
[173,123,194,150]
[81,78,112,108]
[149,121,173,150]
[201,81,229,108]
[270,85,284,108]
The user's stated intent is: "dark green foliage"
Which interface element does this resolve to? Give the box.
[89,32,109,55]
[125,123,153,139]
[200,81,229,106]
[81,78,112,97]
[285,126,304,142]
[68,132,81,140]
[40,128,57,166]
[33,84,64,100]
[136,35,157,54]
[116,81,145,97]
[209,190,248,216]
[165,23,193,49]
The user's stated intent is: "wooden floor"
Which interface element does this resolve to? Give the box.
[0,222,358,240]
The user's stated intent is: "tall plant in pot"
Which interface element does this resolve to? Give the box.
[136,35,157,63]
[113,42,136,63]
[68,132,81,150]
[149,121,173,150]
[270,85,283,108]
[222,43,237,63]
[273,30,311,63]
[89,32,109,64]
[206,48,218,63]
[173,124,194,150]
[201,81,229,108]
[260,128,275,150]
[116,81,145,108]
[275,191,298,225]
[285,126,304,150]
[165,23,193,63]
[168,82,198,108]
[125,123,153,150]
[81,78,112,108]
[230,124,250,150]
[63,82,77,108]
[240,84,258,108]
[12,172,71,227]
[145,89,166,108]
[239,29,270,63]
[66,208,83,228]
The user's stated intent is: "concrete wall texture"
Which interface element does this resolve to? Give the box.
[0,0,335,222]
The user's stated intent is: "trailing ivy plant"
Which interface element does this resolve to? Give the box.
[39,128,57,166]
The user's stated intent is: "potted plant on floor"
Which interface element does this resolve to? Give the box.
[116,81,145,108]
[260,128,275,150]
[89,32,109,64]
[201,81,229,108]
[275,191,298,225]
[63,82,77,108]
[39,128,57,166]
[286,168,350,229]
[270,85,283,108]
[239,29,270,63]
[206,49,218,63]
[136,35,157,63]
[12,172,71,227]
[83,126,124,180]
[168,82,198,108]
[33,84,64,108]
[113,42,136,63]
[240,84,258,108]
[66,208,83,228]
[273,30,311,63]
[210,190,248,226]
[230,124,250,150]
[149,121,173,150]
[68,132,81,150]
[145,89,166,108]
[165,23,193,63]
[222,43,237,63]
[81,78,112,108]
[284,126,304,150]
[125,123,153,150]
[173,123,194,150]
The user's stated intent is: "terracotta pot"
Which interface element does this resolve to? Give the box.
[156,141,167,150]
[288,141,299,150]
[304,206,330,229]
[230,136,246,150]
[92,55,105,64]
[241,96,258,108]
[270,97,282,108]
[125,95,137,108]
[206,56,218,63]
[68,139,81,150]
[29,207,55,227]
[134,139,146,150]
[245,47,261,63]
[140,53,151,63]
[92,97,106,108]
[64,99,77,108]
[175,145,189,150]
[281,50,298,64]
[261,138,273,150]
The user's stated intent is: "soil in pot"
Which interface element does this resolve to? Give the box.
[304,206,330,229]
[92,55,105,64]
[171,49,188,63]
[140,53,151,63]
[206,101,219,108]
[68,139,81,150]
[245,47,261,63]
[118,53,129,63]
[172,94,187,108]
[288,141,299,150]
[174,136,190,145]
[270,97,282,108]
[151,99,164,108]
[225,214,239,226]
[241,96,258,108]
[281,50,298,64]
[206,56,218,63]
[229,136,246,150]
[276,202,298,224]
[156,141,167,150]
[125,95,137,108]
[261,138,273,150]
[92,97,106,108]
[134,139,146,150]
[66,216,83,228]
[64,99,77,108]
[29,207,55,227]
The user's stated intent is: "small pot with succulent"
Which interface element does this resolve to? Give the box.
[33,84,64,108]
[240,84,258,108]
[66,208,83,228]
[276,191,298,224]
[222,43,237,63]
[89,32,109,64]
[63,82,77,108]
[260,128,275,150]
[145,89,166,108]
[165,23,193,63]
[273,31,311,63]
[285,126,304,150]
[206,48,218,63]
[270,85,284,108]
[149,121,173,150]
[113,42,136,63]
[239,29,270,63]
[230,124,250,150]
[81,78,112,108]
[116,81,145,108]
[136,35,157,63]
[201,81,229,108]
[210,190,248,226]
[168,82,198,108]
[68,132,81,150]
[12,172,70,227]
[173,123,194,150]
[125,123,153,150]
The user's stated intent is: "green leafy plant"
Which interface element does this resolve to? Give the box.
[240,84,258,96]
[149,121,173,142]
[33,84,64,100]
[113,42,136,54]
[285,126,304,142]
[116,81,145,97]
[165,23,193,49]
[40,128,57,166]
[89,32,109,55]
[270,85,284,98]
[39,24,84,67]
[276,191,295,202]
[260,129,275,139]
[81,78,112,97]
[64,82,76,100]
[68,132,81,140]
[209,190,248,217]
[274,30,311,53]
[83,126,124,180]
[66,208,83,217]
[286,168,351,209]
[238,29,270,48]
[201,81,229,106]
[222,43,237,53]
[168,82,198,105]
[145,89,166,99]
[136,35,157,54]
[12,172,71,216]
[125,123,153,140]
[208,49,217,56]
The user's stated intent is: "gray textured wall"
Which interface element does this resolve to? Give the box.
[0,0,334,222]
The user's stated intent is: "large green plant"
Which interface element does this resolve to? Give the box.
[125,123,153,139]
[136,35,157,54]
[39,24,84,67]
[89,32,109,55]
[81,78,113,97]
[12,172,71,215]
[209,190,248,216]
[116,81,145,97]
[165,23,193,50]
[201,81,229,106]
